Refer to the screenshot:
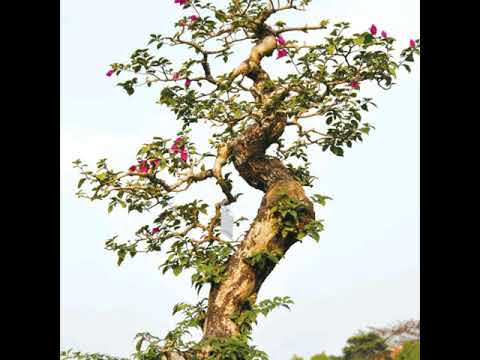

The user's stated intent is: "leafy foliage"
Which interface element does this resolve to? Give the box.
[271,196,324,241]
[60,350,128,360]
[342,332,391,360]
[230,296,294,337]
[395,341,420,360]
[195,336,269,360]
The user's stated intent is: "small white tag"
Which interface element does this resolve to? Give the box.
[220,205,234,240]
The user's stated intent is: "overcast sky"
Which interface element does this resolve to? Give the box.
[60,0,420,358]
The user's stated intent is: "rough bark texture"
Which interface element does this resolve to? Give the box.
[202,116,315,340]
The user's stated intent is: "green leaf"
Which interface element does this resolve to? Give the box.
[135,337,144,352]
[312,194,333,206]
[354,37,364,46]
[330,146,344,157]
[77,178,86,189]
[214,10,227,22]
[327,44,335,55]
[117,249,126,266]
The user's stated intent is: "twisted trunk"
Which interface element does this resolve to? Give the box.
[178,22,315,359]
[202,111,315,339]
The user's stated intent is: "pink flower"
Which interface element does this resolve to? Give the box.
[150,159,160,167]
[277,36,286,46]
[350,81,360,90]
[106,69,115,77]
[137,160,148,173]
[128,165,137,172]
[185,79,192,88]
[171,137,184,153]
[369,24,377,35]
[178,19,186,27]
[189,15,199,22]
[277,48,288,59]
[174,0,188,5]
[171,137,188,161]
[381,30,387,38]
[172,72,180,81]
[409,39,416,48]
[152,227,160,234]
[180,148,188,162]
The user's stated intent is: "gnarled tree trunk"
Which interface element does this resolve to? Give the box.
[202,35,315,344]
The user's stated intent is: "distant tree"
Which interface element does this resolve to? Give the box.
[311,353,329,360]
[369,320,420,348]
[289,352,343,360]
[342,332,391,360]
[395,341,419,360]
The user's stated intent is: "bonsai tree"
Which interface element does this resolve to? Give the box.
[65,0,419,358]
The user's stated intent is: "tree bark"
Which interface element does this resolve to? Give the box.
[202,114,315,339]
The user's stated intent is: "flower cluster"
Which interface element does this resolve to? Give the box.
[369,24,417,48]
[276,36,288,59]
[178,14,200,30]
[172,72,192,88]
[170,137,189,162]
[347,25,418,90]
[128,159,161,174]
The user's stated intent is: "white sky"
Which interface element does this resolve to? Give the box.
[60,0,420,359]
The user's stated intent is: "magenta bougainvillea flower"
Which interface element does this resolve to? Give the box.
[171,137,189,162]
[106,69,115,77]
[409,39,416,48]
[180,148,188,162]
[381,30,387,38]
[189,15,199,22]
[172,72,180,81]
[171,137,183,153]
[350,81,360,90]
[151,227,160,234]
[277,36,286,46]
[137,160,148,174]
[174,0,188,5]
[369,24,377,35]
[128,165,137,172]
[185,79,192,88]
[277,48,288,59]
[150,159,160,167]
